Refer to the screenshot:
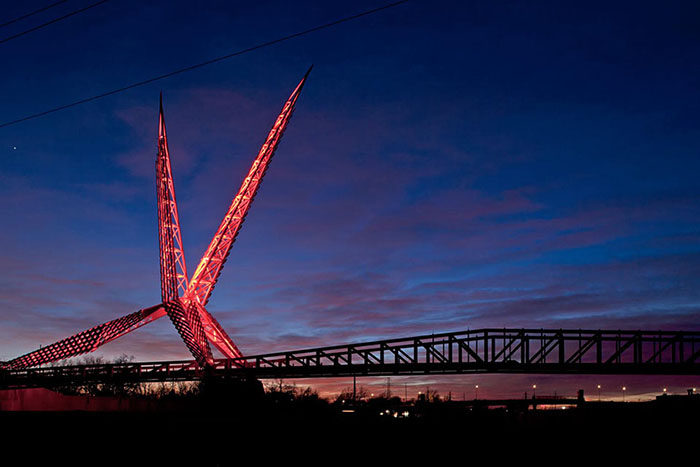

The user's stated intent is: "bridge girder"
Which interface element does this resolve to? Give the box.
[3,328,698,388]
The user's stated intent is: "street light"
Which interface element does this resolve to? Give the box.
[597,384,601,402]
[532,384,537,398]
[475,385,479,400]
[622,386,627,402]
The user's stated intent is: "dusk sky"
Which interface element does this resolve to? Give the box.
[1,0,698,399]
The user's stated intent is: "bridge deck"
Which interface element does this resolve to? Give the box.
[2,328,699,389]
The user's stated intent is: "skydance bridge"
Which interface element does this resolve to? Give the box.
[1,68,698,390]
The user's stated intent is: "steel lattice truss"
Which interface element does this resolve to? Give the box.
[2,329,698,389]
[4,68,312,370]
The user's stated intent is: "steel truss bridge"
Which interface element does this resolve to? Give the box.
[2,328,698,389]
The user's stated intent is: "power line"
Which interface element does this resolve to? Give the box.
[0,0,69,29]
[0,0,110,45]
[0,0,409,130]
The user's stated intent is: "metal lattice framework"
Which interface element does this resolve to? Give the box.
[2,328,698,389]
[3,67,312,370]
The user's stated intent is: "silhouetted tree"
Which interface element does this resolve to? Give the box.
[102,354,142,397]
[334,386,368,404]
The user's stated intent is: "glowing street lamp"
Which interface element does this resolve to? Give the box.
[532,384,537,398]
[475,385,479,400]
[622,386,627,402]
[597,384,601,402]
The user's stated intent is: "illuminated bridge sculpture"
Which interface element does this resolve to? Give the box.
[4,67,313,370]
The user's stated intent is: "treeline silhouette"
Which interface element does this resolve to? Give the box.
[6,355,699,455]
[46,354,464,419]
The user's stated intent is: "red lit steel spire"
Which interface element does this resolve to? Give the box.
[4,68,311,369]
[157,96,213,366]
[185,66,312,308]
[191,301,242,359]
[156,94,188,301]
[180,67,312,359]
[6,304,165,369]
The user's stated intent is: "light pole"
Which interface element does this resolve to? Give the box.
[532,384,537,399]
[597,384,601,402]
[475,385,479,400]
[622,386,626,402]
